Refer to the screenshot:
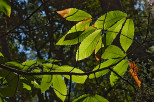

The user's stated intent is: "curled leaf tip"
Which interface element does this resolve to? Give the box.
[56,8,71,18]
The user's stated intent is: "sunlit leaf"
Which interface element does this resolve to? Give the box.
[0,52,4,57]
[129,62,141,88]
[23,83,31,91]
[76,29,101,61]
[22,60,36,70]
[5,61,24,70]
[120,19,134,52]
[94,36,104,61]
[52,75,67,102]
[110,60,129,86]
[94,11,127,30]
[101,45,126,59]
[57,8,92,21]
[105,18,126,45]
[83,97,92,102]
[42,63,59,71]
[0,0,11,17]
[40,75,52,93]
[93,94,109,102]
[31,81,40,89]
[56,20,92,45]
[80,94,109,102]
[73,94,89,102]
[55,65,87,83]
[45,59,62,62]
[89,58,121,79]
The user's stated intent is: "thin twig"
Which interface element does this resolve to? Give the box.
[68,75,72,102]
[0,2,45,39]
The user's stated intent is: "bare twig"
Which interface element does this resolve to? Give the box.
[0,2,45,39]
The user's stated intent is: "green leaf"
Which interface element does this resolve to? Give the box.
[56,20,92,45]
[89,58,121,79]
[120,19,134,52]
[5,61,24,70]
[83,97,92,102]
[0,69,18,97]
[105,18,126,45]
[55,65,87,83]
[82,94,109,102]
[94,11,127,30]
[95,36,104,54]
[31,81,40,89]
[52,75,67,102]
[0,0,11,17]
[73,94,89,102]
[36,58,46,64]
[23,83,31,91]
[93,94,109,102]
[42,63,59,71]
[76,29,101,60]
[0,97,2,102]
[110,60,129,86]
[46,59,62,62]
[0,52,3,57]
[101,45,126,59]
[40,75,52,93]
[22,60,36,70]
[22,60,36,66]
[57,8,92,21]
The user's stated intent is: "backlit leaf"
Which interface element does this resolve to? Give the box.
[120,19,134,52]
[0,52,3,57]
[73,94,89,102]
[89,58,121,79]
[101,45,126,59]
[94,11,127,30]
[93,94,109,102]
[40,75,52,93]
[57,8,92,21]
[105,18,126,45]
[23,83,31,91]
[5,61,24,70]
[0,0,11,17]
[56,20,92,45]
[94,36,104,61]
[76,29,101,61]
[81,94,109,102]
[52,75,67,102]
[110,60,129,86]
[55,65,87,83]
[22,60,36,70]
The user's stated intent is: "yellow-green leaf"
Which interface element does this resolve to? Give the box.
[0,0,11,17]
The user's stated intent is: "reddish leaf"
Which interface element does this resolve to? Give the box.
[129,62,141,88]
[129,62,138,74]
[56,8,71,18]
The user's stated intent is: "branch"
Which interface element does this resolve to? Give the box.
[0,64,109,76]
[0,2,45,39]
[108,67,136,90]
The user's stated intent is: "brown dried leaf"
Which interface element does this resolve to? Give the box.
[129,62,141,88]
[56,8,71,18]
